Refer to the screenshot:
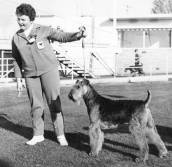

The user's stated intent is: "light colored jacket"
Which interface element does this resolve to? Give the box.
[12,23,82,78]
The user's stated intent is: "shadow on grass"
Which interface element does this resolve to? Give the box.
[0,114,56,141]
[104,124,172,152]
[0,114,88,151]
[64,131,137,160]
[0,159,13,167]
[0,114,32,139]
[156,125,172,151]
[66,132,90,153]
[83,123,172,156]
[157,125,172,143]
[0,113,171,160]
[83,124,129,134]
[103,144,137,161]
[65,131,137,161]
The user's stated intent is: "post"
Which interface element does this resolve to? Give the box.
[1,50,4,78]
[143,31,146,48]
[113,0,118,77]
[6,58,9,78]
[169,30,172,48]
[114,52,118,76]
[82,37,86,78]
[166,54,169,76]
[71,59,74,80]
[80,25,86,78]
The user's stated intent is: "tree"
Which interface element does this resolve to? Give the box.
[152,0,172,13]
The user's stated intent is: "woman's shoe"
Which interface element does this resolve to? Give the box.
[57,135,68,146]
[26,135,44,145]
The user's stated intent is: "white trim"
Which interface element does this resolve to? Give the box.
[117,14,172,20]
[117,28,172,31]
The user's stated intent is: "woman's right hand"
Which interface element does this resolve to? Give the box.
[17,78,23,92]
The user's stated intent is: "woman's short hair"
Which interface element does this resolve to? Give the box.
[16,3,36,21]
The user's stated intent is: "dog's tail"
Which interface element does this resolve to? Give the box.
[144,90,151,107]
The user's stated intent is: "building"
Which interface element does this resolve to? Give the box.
[104,14,172,76]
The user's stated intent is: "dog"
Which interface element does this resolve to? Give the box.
[68,79,168,163]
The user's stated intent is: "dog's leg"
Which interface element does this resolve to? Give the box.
[129,122,149,163]
[146,111,168,158]
[96,126,104,154]
[89,123,98,156]
[89,121,104,156]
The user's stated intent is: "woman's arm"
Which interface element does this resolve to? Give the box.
[48,26,86,43]
[11,39,23,78]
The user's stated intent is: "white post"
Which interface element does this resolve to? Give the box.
[150,64,152,77]
[71,59,74,80]
[82,37,86,78]
[114,53,118,76]
[170,30,172,48]
[113,0,118,77]
[166,53,169,76]
[1,50,4,78]
[143,31,146,48]
[6,58,9,78]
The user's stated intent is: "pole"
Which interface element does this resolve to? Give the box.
[82,37,86,78]
[79,26,86,78]
[1,50,4,78]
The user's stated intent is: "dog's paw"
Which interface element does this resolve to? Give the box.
[135,157,147,164]
[89,151,98,157]
[135,157,142,163]
[159,151,168,159]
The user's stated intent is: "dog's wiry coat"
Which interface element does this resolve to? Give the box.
[68,79,168,163]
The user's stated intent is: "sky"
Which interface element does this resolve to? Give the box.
[117,0,154,16]
[0,0,154,17]
[0,0,114,17]
[0,0,154,38]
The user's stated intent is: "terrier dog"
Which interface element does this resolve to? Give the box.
[68,79,168,162]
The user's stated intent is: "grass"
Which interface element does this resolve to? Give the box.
[0,81,172,167]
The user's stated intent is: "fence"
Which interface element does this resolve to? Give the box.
[0,50,14,78]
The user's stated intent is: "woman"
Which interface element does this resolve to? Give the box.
[12,3,86,146]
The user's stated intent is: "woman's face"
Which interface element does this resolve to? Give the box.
[17,14,33,31]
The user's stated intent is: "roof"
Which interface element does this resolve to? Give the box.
[116,14,172,20]
[102,14,172,30]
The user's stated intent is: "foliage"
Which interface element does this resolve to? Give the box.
[152,0,172,13]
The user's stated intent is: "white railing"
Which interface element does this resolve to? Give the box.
[0,50,14,78]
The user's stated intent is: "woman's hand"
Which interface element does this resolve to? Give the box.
[77,26,87,39]
[17,78,23,92]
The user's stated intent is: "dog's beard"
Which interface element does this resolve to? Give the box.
[72,96,81,105]
[76,99,81,105]
[68,94,81,105]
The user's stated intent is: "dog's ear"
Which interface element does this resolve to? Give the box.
[82,78,90,85]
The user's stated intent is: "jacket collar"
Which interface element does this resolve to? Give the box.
[17,23,41,41]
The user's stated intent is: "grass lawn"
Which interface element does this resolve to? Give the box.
[0,81,172,167]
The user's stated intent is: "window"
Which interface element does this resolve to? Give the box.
[145,30,170,48]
